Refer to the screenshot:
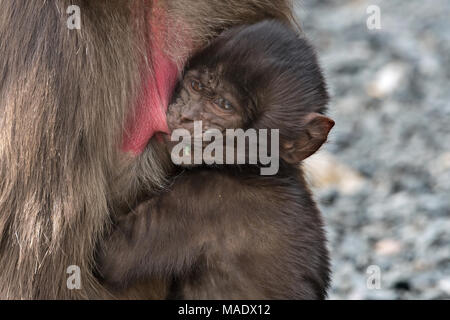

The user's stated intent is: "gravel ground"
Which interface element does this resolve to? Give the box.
[297,0,450,299]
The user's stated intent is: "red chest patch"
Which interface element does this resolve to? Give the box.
[122,5,179,155]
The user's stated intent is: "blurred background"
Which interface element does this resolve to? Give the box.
[296,0,450,299]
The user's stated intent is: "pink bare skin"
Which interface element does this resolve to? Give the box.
[122,6,187,155]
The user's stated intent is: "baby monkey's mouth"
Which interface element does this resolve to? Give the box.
[164,97,197,162]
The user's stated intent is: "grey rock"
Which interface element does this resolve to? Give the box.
[300,0,450,299]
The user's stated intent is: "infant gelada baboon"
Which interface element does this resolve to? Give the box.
[96,20,334,299]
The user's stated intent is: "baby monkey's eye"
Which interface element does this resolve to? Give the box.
[191,79,204,92]
[214,97,234,111]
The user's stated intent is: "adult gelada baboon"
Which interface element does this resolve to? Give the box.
[0,0,298,299]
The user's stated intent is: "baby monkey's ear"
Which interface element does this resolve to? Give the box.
[281,113,335,164]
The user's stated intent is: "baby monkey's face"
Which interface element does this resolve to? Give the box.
[165,67,252,165]
[166,68,245,137]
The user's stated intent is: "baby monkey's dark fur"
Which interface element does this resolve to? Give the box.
[97,21,333,299]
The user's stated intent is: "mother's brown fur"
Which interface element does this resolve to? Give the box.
[0,0,297,299]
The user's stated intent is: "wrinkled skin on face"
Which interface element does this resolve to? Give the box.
[167,69,245,133]
[163,66,250,166]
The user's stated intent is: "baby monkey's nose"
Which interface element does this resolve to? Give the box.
[180,106,199,122]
